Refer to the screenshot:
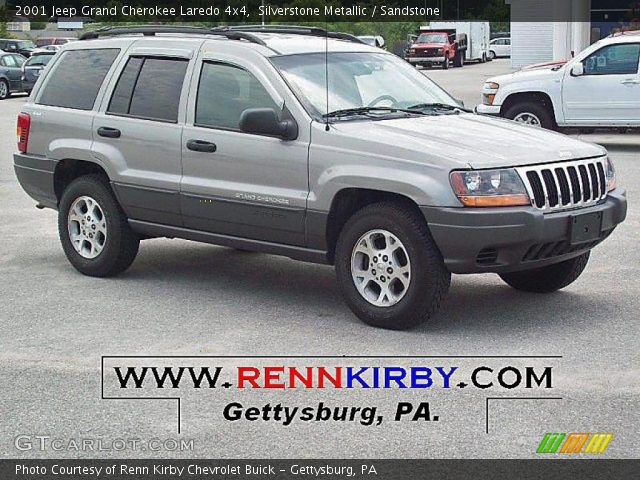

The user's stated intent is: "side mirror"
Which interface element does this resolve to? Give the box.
[455,99,465,108]
[239,108,298,140]
[570,63,584,76]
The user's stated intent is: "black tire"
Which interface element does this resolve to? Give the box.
[0,79,10,100]
[58,174,140,277]
[335,202,451,330]
[489,50,496,60]
[504,101,557,130]
[499,252,590,293]
[442,57,450,69]
[453,51,463,67]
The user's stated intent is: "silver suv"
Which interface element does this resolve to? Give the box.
[14,26,627,330]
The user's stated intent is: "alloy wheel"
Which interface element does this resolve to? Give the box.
[513,112,542,127]
[350,229,411,307]
[67,196,107,259]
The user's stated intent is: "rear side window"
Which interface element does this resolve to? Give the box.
[107,56,188,122]
[0,55,18,67]
[37,49,119,110]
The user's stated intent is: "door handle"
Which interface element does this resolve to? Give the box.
[621,79,640,86]
[187,139,217,153]
[97,127,121,138]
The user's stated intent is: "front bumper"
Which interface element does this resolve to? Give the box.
[475,104,500,115]
[421,188,627,274]
[406,56,445,64]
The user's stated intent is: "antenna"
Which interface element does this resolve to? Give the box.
[324,20,330,132]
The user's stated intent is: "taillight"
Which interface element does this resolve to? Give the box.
[17,113,30,154]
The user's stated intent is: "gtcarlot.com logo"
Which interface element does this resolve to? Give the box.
[537,433,613,454]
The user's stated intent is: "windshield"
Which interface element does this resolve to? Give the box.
[26,53,54,66]
[17,41,35,49]
[417,33,448,44]
[271,52,458,119]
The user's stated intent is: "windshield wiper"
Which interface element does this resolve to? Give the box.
[407,102,471,113]
[323,106,428,119]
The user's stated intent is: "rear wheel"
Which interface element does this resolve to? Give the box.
[454,51,464,67]
[0,80,9,100]
[58,174,140,277]
[499,252,590,293]
[504,101,557,130]
[335,202,451,330]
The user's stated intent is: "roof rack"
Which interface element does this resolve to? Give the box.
[609,30,640,37]
[214,25,365,44]
[78,25,267,46]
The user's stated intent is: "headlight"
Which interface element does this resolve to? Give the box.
[485,82,500,89]
[449,169,531,207]
[606,157,616,191]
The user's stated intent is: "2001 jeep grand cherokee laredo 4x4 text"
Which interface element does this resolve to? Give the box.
[14,25,627,330]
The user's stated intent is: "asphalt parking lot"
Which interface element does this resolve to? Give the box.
[0,64,638,459]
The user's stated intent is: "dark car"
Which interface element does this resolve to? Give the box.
[35,37,76,48]
[21,51,55,94]
[0,52,26,99]
[0,39,36,57]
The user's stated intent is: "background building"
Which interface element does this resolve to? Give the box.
[508,0,638,68]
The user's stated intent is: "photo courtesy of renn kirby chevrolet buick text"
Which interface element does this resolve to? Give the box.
[14,25,627,330]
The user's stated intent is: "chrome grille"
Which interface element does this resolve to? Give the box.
[516,157,608,212]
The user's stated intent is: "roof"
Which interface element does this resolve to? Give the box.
[601,30,640,44]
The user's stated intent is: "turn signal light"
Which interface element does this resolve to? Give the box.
[17,113,31,154]
[456,194,531,207]
[483,94,496,105]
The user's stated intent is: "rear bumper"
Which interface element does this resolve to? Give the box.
[21,77,37,91]
[421,188,627,274]
[14,153,58,209]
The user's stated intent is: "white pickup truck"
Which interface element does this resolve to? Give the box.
[477,31,640,129]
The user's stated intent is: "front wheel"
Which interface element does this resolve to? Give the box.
[489,50,496,60]
[335,202,451,330]
[499,252,590,293]
[442,57,450,69]
[0,80,9,100]
[504,101,557,130]
[58,174,140,277]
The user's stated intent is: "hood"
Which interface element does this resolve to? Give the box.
[331,113,605,169]
[521,59,568,71]
[412,42,445,49]
[487,63,564,86]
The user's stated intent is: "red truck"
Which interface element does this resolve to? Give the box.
[404,28,467,69]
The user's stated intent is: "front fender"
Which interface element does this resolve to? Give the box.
[310,164,460,212]
[494,82,563,123]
